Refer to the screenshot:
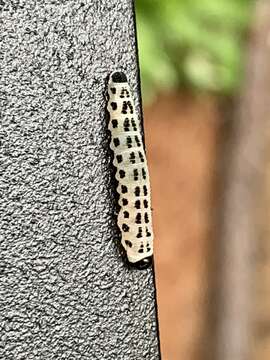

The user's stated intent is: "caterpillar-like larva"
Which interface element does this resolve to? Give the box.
[107,71,153,270]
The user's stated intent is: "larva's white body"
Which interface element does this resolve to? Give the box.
[107,72,153,266]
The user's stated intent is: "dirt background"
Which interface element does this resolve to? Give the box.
[144,93,220,360]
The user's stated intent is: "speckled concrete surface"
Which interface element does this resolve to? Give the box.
[0,1,160,359]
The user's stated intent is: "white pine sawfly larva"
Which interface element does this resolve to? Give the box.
[107,71,153,270]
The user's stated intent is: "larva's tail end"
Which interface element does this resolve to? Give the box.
[130,256,153,270]
[111,71,127,83]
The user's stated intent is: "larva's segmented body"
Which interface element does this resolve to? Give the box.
[107,71,153,270]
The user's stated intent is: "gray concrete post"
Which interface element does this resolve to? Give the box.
[0,1,161,358]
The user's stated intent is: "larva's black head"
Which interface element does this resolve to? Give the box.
[111,71,127,83]
[132,256,153,270]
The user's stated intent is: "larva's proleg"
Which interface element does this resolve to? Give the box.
[107,71,153,270]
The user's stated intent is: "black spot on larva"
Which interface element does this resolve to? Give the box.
[143,199,148,208]
[123,211,129,218]
[111,102,117,110]
[116,155,123,163]
[133,169,139,181]
[129,152,136,164]
[121,185,128,194]
[134,135,141,147]
[126,136,132,148]
[142,168,146,179]
[119,170,125,178]
[135,200,141,209]
[125,240,132,248]
[123,118,130,131]
[138,248,144,253]
[143,185,148,196]
[131,118,137,131]
[139,151,144,162]
[113,138,120,147]
[120,88,130,98]
[144,213,149,223]
[122,224,130,232]
[146,227,151,237]
[134,186,140,196]
[122,198,128,206]
[112,119,118,128]
[121,101,134,114]
[147,246,151,252]
[135,213,141,224]
[111,72,127,83]
[136,227,143,238]
[110,87,116,94]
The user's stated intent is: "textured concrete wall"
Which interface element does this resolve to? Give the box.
[0,1,160,359]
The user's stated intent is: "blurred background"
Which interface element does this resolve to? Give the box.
[134,1,270,359]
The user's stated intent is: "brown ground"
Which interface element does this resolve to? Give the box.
[144,93,220,360]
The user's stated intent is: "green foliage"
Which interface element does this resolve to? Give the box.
[135,0,255,101]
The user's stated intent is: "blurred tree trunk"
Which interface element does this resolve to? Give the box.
[254,133,270,360]
[253,2,270,356]
[209,1,270,360]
